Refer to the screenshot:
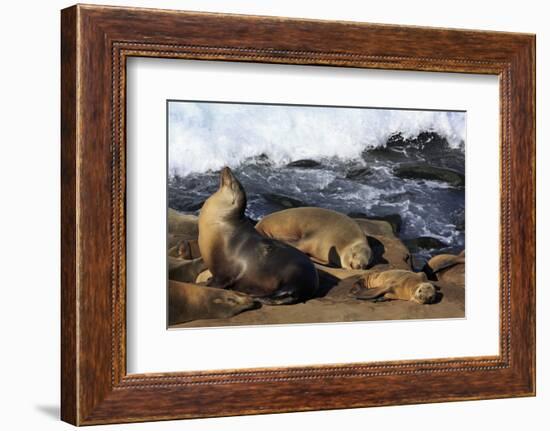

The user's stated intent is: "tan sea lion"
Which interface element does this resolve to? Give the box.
[256,207,373,269]
[168,209,198,237]
[168,257,207,283]
[350,270,438,304]
[198,167,319,305]
[424,252,465,285]
[168,281,261,325]
[313,263,369,280]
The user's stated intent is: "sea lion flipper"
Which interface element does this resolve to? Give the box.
[258,286,301,305]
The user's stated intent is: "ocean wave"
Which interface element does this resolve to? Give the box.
[168,102,466,177]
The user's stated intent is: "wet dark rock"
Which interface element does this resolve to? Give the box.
[394,164,465,187]
[453,209,466,231]
[403,236,448,252]
[347,212,368,219]
[262,193,305,209]
[168,196,205,212]
[286,159,321,168]
[245,153,272,167]
[345,167,373,180]
[362,132,465,172]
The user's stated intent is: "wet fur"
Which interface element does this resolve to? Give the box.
[351,270,438,304]
[168,281,261,325]
[198,167,319,304]
[256,207,373,269]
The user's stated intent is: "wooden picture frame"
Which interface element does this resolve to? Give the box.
[61,4,535,425]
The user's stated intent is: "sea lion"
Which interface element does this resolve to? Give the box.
[313,262,369,280]
[168,281,261,325]
[168,209,198,237]
[350,270,438,304]
[168,236,201,259]
[424,252,465,285]
[353,218,412,270]
[256,207,373,269]
[168,256,207,283]
[198,167,319,305]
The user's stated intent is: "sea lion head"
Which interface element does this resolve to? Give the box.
[206,167,247,219]
[342,242,372,270]
[211,289,262,317]
[412,282,437,304]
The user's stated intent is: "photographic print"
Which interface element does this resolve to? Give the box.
[167,101,466,328]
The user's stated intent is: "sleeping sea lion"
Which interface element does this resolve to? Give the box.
[168,256,207,283]
[255,207,373,269]
[198,167,319,305]
[350,269,438,304]
[168,209,198,237]
[424,252,465,285]
[168,236,201,260]
[168,281,261,325]
[313,263,369,280]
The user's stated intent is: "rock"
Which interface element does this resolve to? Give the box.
[196,269,213,284]
[394,164,465,187]
[345,167,372,180]
[262,193,305,209]
[347,211,368,219]
[167,209,198,237]
[453,209,466,231]
[403,236,447,252]
[168,197,205,212]
[286,159,321,168]
[353,218,412,270]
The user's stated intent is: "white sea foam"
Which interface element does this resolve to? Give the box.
[168,102,466,176]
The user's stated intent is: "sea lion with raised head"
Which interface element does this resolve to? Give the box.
[168,280,261,325]
[350,269,438,304]
[255,207,373,269]
[198,167,319,305]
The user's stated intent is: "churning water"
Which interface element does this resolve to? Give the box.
[167,101,466,267]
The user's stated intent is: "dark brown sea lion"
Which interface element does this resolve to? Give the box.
[255,207,372,269]
[168,256,207,283]
[198,167,319,305]
[168,281,261,325]
[350,270,438,304]
[168,236,201,260]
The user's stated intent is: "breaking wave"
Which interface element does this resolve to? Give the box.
[168,102,465,177]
